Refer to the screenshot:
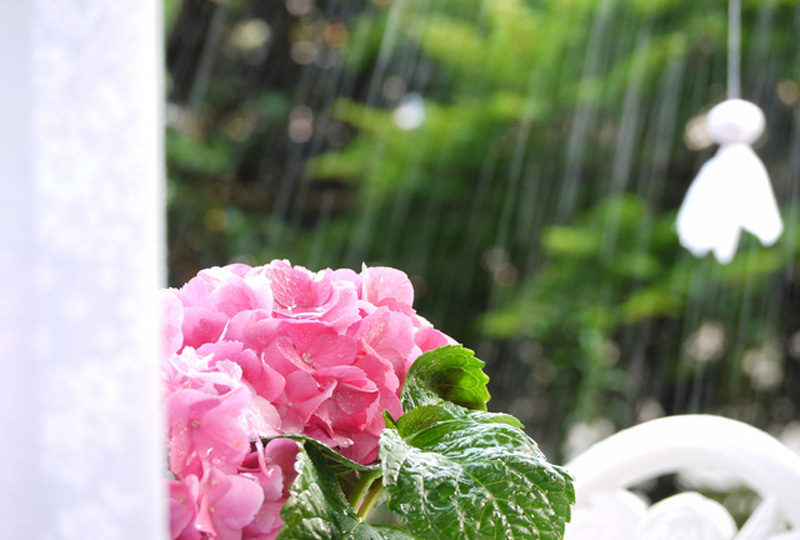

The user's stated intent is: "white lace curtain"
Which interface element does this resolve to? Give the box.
[0,2,166,539]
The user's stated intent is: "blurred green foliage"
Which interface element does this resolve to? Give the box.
[166,0,800,457]
[483,195,800,423]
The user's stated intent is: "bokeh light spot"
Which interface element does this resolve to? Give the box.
[230,19,271,52]
[288,105,314,143]
[290,41,317,65]
[203,208,228,232]
[777,79,800,106]
[286,0,312,16]
[684,112,713,151]
[382,75,407,102]
[742,347,783,391]
[323,22,349,49]
[685,321,725,363]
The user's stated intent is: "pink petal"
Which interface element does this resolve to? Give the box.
[280,371,335,430]
[354,307,416,375]
[169,476,200,540]
[281,321,357,368]
[414,326,456,353]
[355,353,400,395]
[315,286,361,330]
[267,260,333,313]
[162,290,185,357]
[307,333,358,368]
[224,310,274,344]
[177,275,214,308]
[242,318,283,354]
[214,475,265,530]
[242,501,285,540]
[361,266,414,308]
[168,387,252,474]
[249,359,285,403]
[210,275,273,317]
[241,395,281,439]
[330,267,361,287]
[181,307,228,349]
[196,467,264,540]
[263,439,301,497]
[224,263,253,277]
[262,336,309,376]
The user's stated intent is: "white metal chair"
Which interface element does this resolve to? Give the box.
[565,415,800,539]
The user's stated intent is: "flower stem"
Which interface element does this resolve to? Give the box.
[348,469,381,512]
[356,479,383,520]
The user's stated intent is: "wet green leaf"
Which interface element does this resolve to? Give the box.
[263,434,378,477]
[380,406,574,540]
[398,402,523,435]
[278,444,413,540]
[401,345,491,412]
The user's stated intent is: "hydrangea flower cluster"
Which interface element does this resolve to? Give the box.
[163,260,453,540]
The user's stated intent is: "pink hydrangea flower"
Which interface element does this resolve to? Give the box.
[162,260,453,539]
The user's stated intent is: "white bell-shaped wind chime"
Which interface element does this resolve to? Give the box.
[677,0,783,264]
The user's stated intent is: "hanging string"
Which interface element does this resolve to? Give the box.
[728,0,741,99]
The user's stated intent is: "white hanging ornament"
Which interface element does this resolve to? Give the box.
[677,99,783,264]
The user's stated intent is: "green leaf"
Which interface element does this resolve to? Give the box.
[620,286,682,323]
[402,345,491,412]
[166,132,232,175]
[369,526,418,539]
[540,225,600,257]
[278,444,414,540]
[379,406,574,540]
[263,434,378,477]
[398,403,524,434]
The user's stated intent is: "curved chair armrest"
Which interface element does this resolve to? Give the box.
[565,415,800,529]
